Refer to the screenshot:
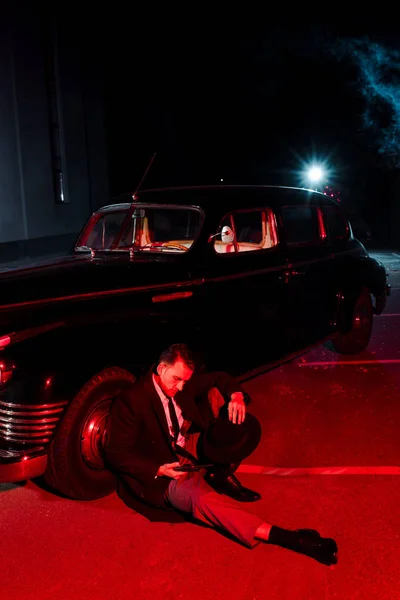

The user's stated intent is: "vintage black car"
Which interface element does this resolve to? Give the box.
[0,185,390,499]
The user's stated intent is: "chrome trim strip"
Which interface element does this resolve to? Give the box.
[0,407,64,417]
[0,422,56,432]
[1,434,50,444]
[0,447,44,458]
[0,426,55,435]
[0,453,47,482]
[0,400,68,409]
[0,414,59,424]
[152,291,193,303]
[0,279,195,310]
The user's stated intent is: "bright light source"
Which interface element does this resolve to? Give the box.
[307,166,324,182]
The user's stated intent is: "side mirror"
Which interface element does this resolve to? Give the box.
[208,232,219,243]
[221,226,234,243]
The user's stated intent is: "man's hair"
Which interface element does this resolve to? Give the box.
[157,343,195,370]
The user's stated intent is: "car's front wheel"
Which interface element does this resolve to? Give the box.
[42,367,136,500]
[331,287,373,354]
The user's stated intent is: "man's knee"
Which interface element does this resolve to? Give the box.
[190,475,218,509]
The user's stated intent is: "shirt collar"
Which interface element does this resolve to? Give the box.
[152,373,173,403]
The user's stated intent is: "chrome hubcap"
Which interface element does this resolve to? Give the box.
[81,399,113,469]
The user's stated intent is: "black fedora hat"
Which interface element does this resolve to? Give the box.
[197,412,262,465]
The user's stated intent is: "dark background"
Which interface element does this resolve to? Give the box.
[3,8,400,256]
[88,16,400,246]
[98,20,398,191]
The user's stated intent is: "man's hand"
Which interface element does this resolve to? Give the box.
[157,462,185,479]
[228,392,246,424]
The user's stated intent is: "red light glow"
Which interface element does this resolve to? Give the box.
[0,336,11,349]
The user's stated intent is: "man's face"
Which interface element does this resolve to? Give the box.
[157,359,194,397]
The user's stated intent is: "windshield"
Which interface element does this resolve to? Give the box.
[76,204,203,253]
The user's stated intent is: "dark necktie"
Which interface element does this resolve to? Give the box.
[167,396,180,443]
[166,397,200,464]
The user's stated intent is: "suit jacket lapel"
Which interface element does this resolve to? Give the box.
[142,371,172,447]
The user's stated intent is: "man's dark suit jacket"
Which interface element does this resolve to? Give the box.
[105,368,248,521]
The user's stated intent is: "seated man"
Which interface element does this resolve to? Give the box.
[105,343,338,565]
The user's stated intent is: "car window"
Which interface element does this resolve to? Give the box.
[118,206,203,252]
[213,209,278,254]
[235,211,263,244]
[85,211,129,249]
[323,205,349,239]
[281,206,321,246]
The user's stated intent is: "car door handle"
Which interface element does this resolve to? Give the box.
[278,270,305,281]
[152,291,193,303]
[278,271,291,281]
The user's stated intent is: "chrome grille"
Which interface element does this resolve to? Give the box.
[0,447,44,458]
[0,400,68,444]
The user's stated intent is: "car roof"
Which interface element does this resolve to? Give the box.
[98,185,337,214]
[136,184,332,209]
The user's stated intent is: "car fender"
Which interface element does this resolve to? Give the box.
[336,256,388,331]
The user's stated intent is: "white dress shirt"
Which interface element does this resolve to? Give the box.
[152,374,186,447]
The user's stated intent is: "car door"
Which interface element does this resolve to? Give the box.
[320,202,362,325]
[192,207,290,372]
[73,204,203,363]
[279,203,335,348]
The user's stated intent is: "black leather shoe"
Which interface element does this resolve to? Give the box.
[206,473,261,502]
[296,533,338,566]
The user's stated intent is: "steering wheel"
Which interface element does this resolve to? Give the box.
[161,242,187,251]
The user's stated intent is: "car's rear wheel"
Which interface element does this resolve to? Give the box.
[43,367,136,500]
[331,287,373,354]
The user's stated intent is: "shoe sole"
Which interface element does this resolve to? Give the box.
[319,552,338,566]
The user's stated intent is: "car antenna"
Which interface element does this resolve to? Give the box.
[133,153,156,197]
